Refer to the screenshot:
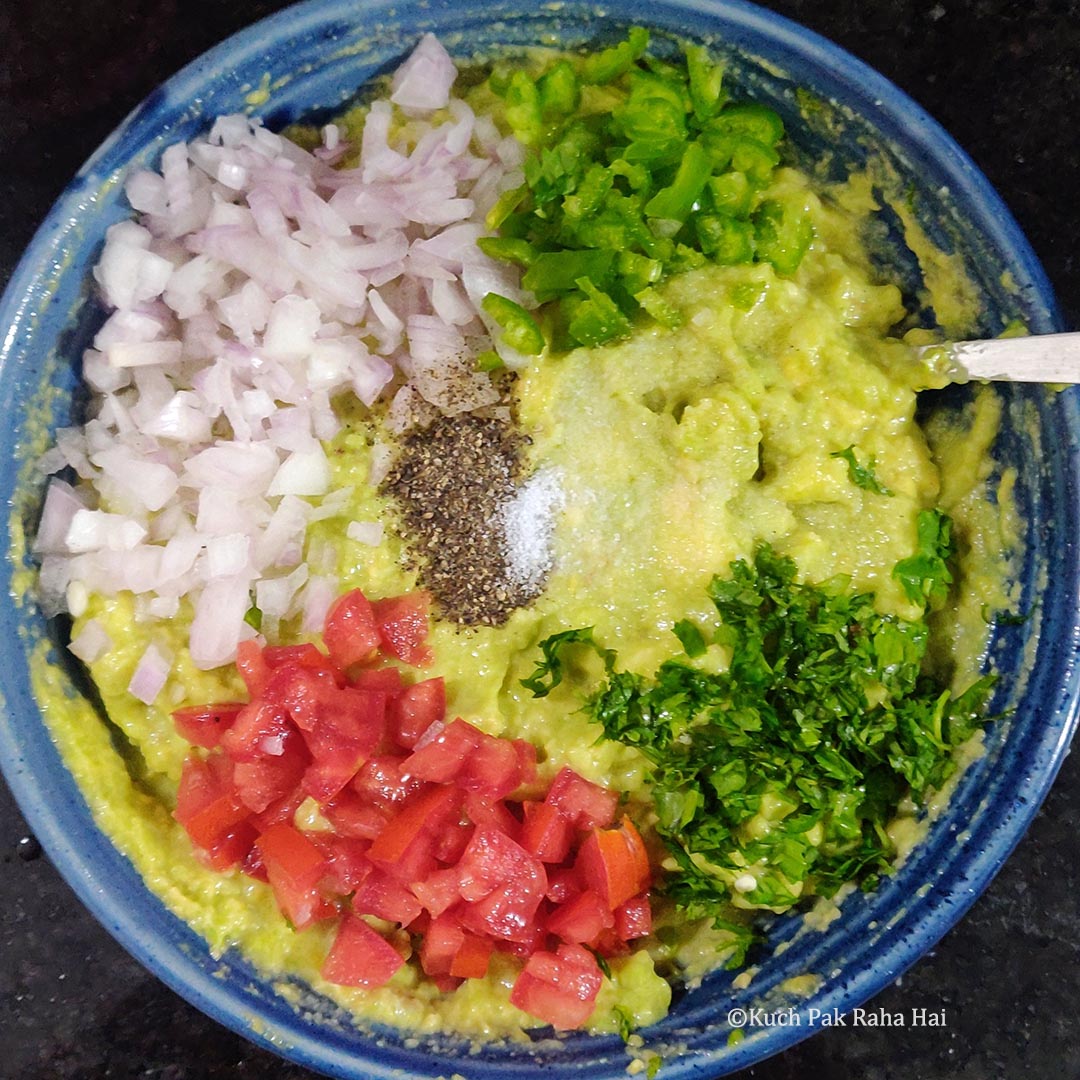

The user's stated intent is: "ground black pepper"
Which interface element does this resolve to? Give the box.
[381,411,543,626]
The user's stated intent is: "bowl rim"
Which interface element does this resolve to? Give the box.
[0,0,1074,1077]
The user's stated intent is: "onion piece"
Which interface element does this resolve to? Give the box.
[391,33,458,113]
[34,480,88,554]
[347,521,384,546]
[128,641,172,704]
[36,32,531,664]
[68,618,113,664]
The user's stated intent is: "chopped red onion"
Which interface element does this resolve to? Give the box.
[189,575,255,670]
[68,618,113,664]
[267,446,331,497]
[37,33,533,674]
[300,575,337,633]
[34,480,88,555]
[128,641,172,704]
[205,533,253,578]
[390,33,458,113]
[105,340,184,369]
[65,509,147,553]
[347,521,384,546]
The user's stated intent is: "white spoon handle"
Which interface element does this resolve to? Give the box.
[921,332,1080,383]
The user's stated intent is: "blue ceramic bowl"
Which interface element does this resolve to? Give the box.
[1,0,1077,1076]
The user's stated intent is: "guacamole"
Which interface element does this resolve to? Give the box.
[34,32,1017,1047]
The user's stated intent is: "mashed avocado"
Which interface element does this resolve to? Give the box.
[53,155,1016,1039]
[29,34,1021,1046]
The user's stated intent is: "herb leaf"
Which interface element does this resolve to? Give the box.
[578,545,994,921]
[520,627,616,698]
[612,1004,634,1042]
[672,618,707,657]
[829,445,894,496]
[892,509,955,607]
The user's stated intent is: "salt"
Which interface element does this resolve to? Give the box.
[499,467,564,590]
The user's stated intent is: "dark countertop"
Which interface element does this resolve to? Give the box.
[2,2,1079,1077]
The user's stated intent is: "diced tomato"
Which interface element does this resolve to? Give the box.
[456,828,547,943]
[510,944,603,1030]
[268,664,338,731]
[368,785,461,869]
[174,753,252,865]
[312,694,388,757]
[313,835,373,896]
[353,869,424,925]
[254,786,309,832]
[297,688,389,801]
[372,591,433,667]
[451,930,494,979]
[546,889,614,946]
[350,667,405,694]
[262,643,336,676]
[433,820,473,865]
[321,913,404,988]
[235,639,271,697]
[168,580,653,1020]
[294,684,388,755]
[544,766,618,830]
[323,589,382,669]
[409,867,463,919]
[241,840,268,882]
[402,718,480,784]
[203,821,259,872]
[419,911,464,976]
[492,918,550,959]
[546,867,581,906]
[464,791,520,840]
[419,913,493,980]
[171,702,246,749]
[301,752,367,805]
[460,731,525,799]
[582,924,628,960]
[323,790,391,841]
[256,822,335,930]
[388,677,445,749]
[574,816,651,911]
[614,895,653,941]
[353,755,423,811]
[220,700,292,762]
[456,827,541,903]
[233,728,310,814]
[520,801,573,864]
[512,739,538,786]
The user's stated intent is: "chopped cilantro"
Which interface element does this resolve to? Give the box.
[830,445,894,496]
[593,949,613,979]
[672,618,707,657]
[892,509,955,607]
[519,627,615,698]
[982,603,1033,627]
[243,603,263,631]
[612,1004,634,1042]
[526,544,995,928]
